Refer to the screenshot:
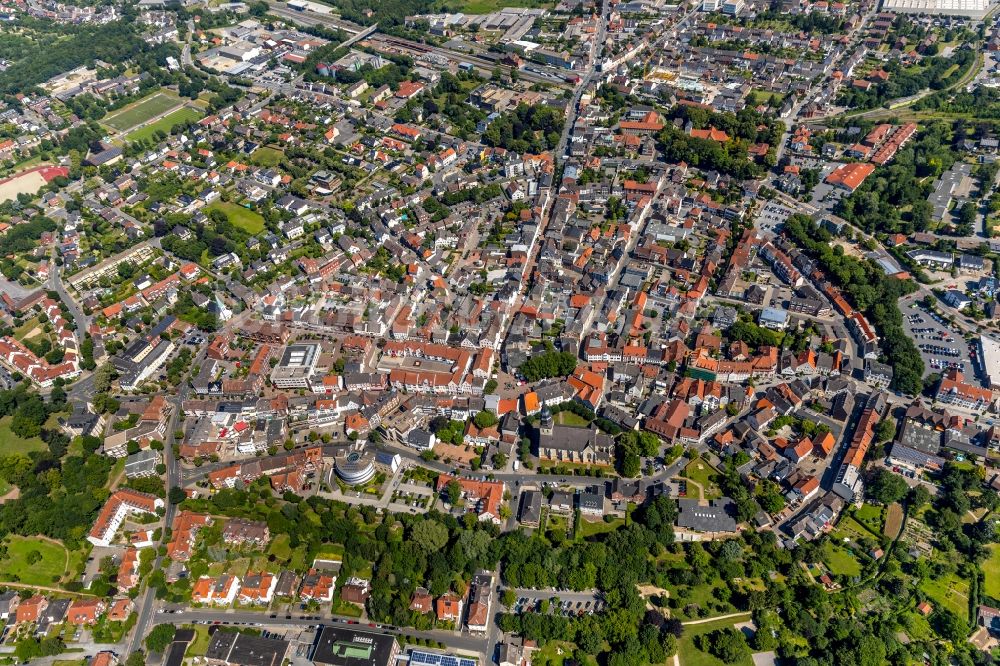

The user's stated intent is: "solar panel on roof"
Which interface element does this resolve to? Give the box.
[410,650,477,666]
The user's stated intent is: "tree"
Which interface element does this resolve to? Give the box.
[473,411,498,429]
[168,487,187,505]
[867,468,908,505]
[908,483,931,509]
[701,628,750,664]
[620,451,641,477]
[932,609,969,642]
[145,624,175,653]
[446,479,463,505]
[875,419,895,443]
[411,519,450,553]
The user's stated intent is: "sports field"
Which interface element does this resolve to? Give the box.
[0,165,67,203]
[103,92,180,132]
[124,107,203,144]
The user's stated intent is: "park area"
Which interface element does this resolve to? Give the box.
[103,92,180,132]
[0,535,79,587]
[124,107,203,143]
[677,613,754,666]
[206,201,265,234]
[0,415,47,457]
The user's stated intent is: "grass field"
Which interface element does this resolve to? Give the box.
[983,544,1000,599]
[853,504,884,535]
[832,515,876,544]
[0,535,70,586]
[250,146,284,167]
[577,516,623,539]
[683,459,722,500]
[206,201,265,235]
[13,315,42,342]
[555,410,590,427]
[677,614,754,666]
[0,415,47,455]
[104,92,179,132]
[447,0,551,12]
[884,503,904,539]
[921,573,969,619]
[124,107,203,143]
[533,641,597,666]
[186,625,211,656]
[822,543,862,578]
[748,89,784,106]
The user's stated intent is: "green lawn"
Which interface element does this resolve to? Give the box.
[984,544,1000,599]
[533,641,597,666]
[577,516,623,539]
[853,504,884,535]
[903,611,935,641]
[822,543,862,578]
[748,89,784,105]
[0,415,47,455]
[186,625,211,656]
[683,459,722,500]
[921,573,969,619]
[0,535,70,586]
[831,516,877,544]
[666,577,734,621]
[677,614,754,666]
[124,107,203,143]
[331,598,364,617]
[104,92,180,132]
[206,201,265,235]
[250,146,284,167]
[267,533,293,561]
[13,315,41,341]
[554,410,590,427]
[446,0,551,12]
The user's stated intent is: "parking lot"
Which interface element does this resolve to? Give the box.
[754,201,795,236]
[508,592,604,617]
[900,295,976,378]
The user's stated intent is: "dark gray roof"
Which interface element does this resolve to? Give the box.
[311,626,397,666]
[676,498,738,533]
[518,490,542,524]
[206,631,289,666]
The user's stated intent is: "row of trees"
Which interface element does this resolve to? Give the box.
[783,214,924,394]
